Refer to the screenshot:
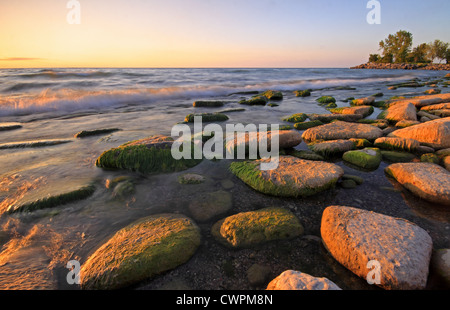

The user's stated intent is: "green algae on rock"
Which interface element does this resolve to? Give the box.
[260,90,283,100]
[80,214,201,290]
[342,148,382,170]
[184,113,229,123]
[193,101,225,108]
[230,156,344,198]
[294,90,311,97]
[316,96,336,104]
[211,207,303,248]
[239,96,269,106]
[96,135,202,175]
[293,120,324,131]
[282,113,308,123]
[74,128,121,138]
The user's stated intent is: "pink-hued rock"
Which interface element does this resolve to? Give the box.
[266,270,341,290]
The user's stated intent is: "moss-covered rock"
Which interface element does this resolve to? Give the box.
[351,96,376,106]
[328,106,374,118]
[420,153,440,164]
[80,214,201,290]
[316,96,336,104]
[283,113,308,123]
[178,173,206,185]
[374,137,420,152]
[239,96,269,106]
[112,180,135,200]
[261,90,283,100]
[211,207,303,248]
[349,138,372,148]
[96,135,202,175]
[285,149,324,161]
[342,148,382,170]
[381,150,417,163]
[229,156,344,198]
[294,90,311,97]
[293,120,324,131]
[185,113,229,123]
[193,101,225,108]
[75,128,120,138]
[7,184,96,214]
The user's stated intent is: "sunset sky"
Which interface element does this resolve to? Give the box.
[1,0,449,68]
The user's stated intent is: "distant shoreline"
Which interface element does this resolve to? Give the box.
[351,63,450,71]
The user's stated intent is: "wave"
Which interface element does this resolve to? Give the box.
[17,69,114,79]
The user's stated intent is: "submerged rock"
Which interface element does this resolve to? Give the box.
[193,101,225,108]
[321,206,433,290]
[184,113,229,122]
[302,121,383,142]
[266,270,341,290]
[342,147,382,170]
[75,128,120,138]
[188,190,232,222]
[381,150,417,163]
[96,135,202,175]
[0,139,72,149]
[80,214,201,290]
[385,162,450,205]
[229,156,344,198]
[0,123,22,131]
[388,117,450,149]
[211,207,303,248]
[293,120,324,131]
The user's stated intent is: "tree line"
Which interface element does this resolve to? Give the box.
[368,30,449,64]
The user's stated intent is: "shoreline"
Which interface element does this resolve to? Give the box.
[351,63,450,71]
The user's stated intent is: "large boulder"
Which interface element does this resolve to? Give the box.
[230,156,344,198]
[211,207,303,248]
[321,206,433,290]
[385,162,450,205]
[80,214,201,290]
[266,270,341,290]
[388,117,450,149]
[302,121,383,142]
[342,148,382,170]
[96,135,202,174]
[379,102,417,122]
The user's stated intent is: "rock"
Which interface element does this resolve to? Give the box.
[261,90,283,100]
[294,90,311,97]
[385,92,450,108]
[415,145,435,155]
[431,249,450,287]
[321,206,433,290]
[385,162,450,205]
[374,137,420,152]
[351,96,376,106]
[247,264,272,287]
[293,120,324,130]
[382,127,396,136]
[316,96,336,104]
[184,113,229,122]
[0,122,22,131]
[220,179,235,190]
[229,156,344,198]
[417,110,441,120]
[178,173,206,185]
[341,174,364,185]
[307,113,362,123]
[283,113,307,123]
[424,89,441,95]
[188,190,232,222]
[74,128,120,138]
[80,214,201,290]
[436,148,450,157]
[388,117,450,149]
[225,130,302,156]
[342,148,382,170]
[0,139,72,149]
[357,119,389,129]
[395,120,420,128]
[285,149,324,161]
[239,96,269,106]
[349,138,372,148]
[96,135,202,175]
[420,153,440,164]
[211,207,303,248]
[7,184,96,214]
[266,270,341,290]
[112,180,134,200]
[302,121,383,142]
[193,101,225,108]
[329,105,374,118]
[379,102,417,123]
[340,179,357,189]
[444,156,450,171]
[309,139,356,157]
[381,150,416,163]
[421,103,450,112]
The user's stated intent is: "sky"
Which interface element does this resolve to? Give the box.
[0,0,449,68]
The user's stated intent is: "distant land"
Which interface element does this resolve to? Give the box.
[351,63,450,71]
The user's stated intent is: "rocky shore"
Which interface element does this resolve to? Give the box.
[351,63,450,71]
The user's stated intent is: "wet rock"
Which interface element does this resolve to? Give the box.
[185,113,229,122]
[0,139,72,149]
[188,190,232,222]
[421,102,450,112]
[96,135,202,175]
[342,148,382,170]
[444,156,450,171]
[178,173,206,185]
[351,96,376,106]
[379,102,417,123]
[247,264,272,287]
[282,113,308,123]
[211,207,303,248]
[293,120,323,130]
[294,90,311,97]
[316,96,336,104]
[340,179,357,189]
[420,153,440,164]
[230,156,344,198]
[307,113,362,123]
[374,137,420,152]
[341,174,364,185]
[424,89,441,95]
[285,149,324,161]
[261,90,283,101]
[321,206,433,290]
[329,105,374,118]
[0,123,22,131]
[388,117,450,149]
[309,139,356,157]
[266,270,341,290]
[395,120,420,128]
[381,150,416,163]
[193,101,225,108]
[430,249,450,287]
[239,96,269,106]
[385,162,450,205]
[80,214,201,290]
[74,128,120,138]
[302,121,383,142]
[112,180,135,200]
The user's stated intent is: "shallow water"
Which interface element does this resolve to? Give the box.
[0,68,449,290]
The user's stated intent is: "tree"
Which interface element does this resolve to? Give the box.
[407,43,430,63]
[427,40,449,63]
[368,54,380,63]
[379,30,413,63]
[446,48,450,64]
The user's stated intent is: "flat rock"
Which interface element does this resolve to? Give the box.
[308,113,362,123]
[385,162,450,205]
[211,207,303,248]
[230,156,344,198]
[381,102,417,122]
[321,206,433,290]
[329,105,374,117]
[188,190,232,222]
[374,137,420,152]
[388,117,450,149]
[302,121,383,142]
[80,214,201,289]
[266,270,341,290]
[342,147,382,170]
[309,139,356,157]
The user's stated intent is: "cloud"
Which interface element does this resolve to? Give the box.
[0,57,43,61]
